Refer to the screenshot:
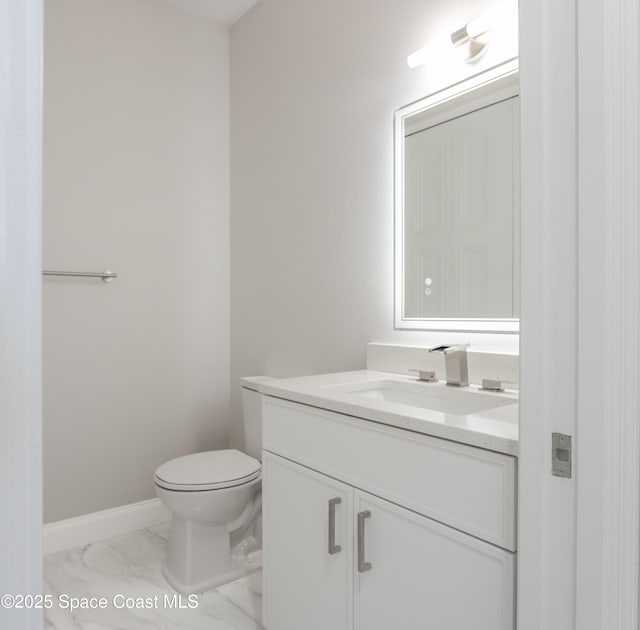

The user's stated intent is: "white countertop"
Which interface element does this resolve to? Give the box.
[242,370,519,456]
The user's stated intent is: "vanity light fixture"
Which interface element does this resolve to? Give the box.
[450,13,491,63]
[407,2,513,68]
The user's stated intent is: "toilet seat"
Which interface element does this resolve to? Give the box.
[154,449,261,492]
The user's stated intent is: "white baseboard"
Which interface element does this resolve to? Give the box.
[43,498,171,555]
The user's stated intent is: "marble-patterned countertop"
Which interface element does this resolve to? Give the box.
[242,370,519,456]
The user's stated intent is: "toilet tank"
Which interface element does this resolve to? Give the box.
[240,380,266,461]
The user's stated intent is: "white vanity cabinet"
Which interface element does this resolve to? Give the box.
[262,454,353,630]
[353,490,514,630]
[262,396,517,630]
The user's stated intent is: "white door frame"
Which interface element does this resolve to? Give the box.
[518,0,578,626]
[0,1,43,629]
[519,0,640,628]
[575,0,639,627]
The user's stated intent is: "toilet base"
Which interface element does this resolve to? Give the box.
[162,514,262,594]
[162,557,261,595]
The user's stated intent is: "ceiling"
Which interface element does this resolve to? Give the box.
[155,0,258,25]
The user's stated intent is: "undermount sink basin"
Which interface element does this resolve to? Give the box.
[324,379,517,415]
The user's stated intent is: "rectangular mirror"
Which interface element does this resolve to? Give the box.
[394,61,519,332]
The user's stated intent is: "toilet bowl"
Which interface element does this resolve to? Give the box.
[154,382,265,594]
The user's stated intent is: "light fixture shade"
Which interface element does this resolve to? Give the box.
[466,14,492,39]
[407,47,428,69]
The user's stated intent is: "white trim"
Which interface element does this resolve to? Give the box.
[518,0,578,627]
[0,1,43,628]
[519,0,640,626]
[393,58,520,333]
[43,499,171,555]
[575,0,640,627]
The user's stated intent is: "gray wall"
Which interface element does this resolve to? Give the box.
[43,0,520,522]
[43,0,230,522]
[229,0,519,449]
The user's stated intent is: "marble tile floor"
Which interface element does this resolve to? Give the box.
[43,524,265,630]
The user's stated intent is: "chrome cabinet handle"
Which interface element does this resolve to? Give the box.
[357,510,372,572]
[328,497,342,554]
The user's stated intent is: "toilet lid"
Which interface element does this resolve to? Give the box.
[154,449,261,491]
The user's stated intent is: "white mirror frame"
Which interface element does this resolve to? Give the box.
[394,59,520,333]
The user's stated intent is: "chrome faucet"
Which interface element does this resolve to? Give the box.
[428,344,470,386]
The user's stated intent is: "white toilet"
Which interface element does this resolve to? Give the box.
[154,383,263,594]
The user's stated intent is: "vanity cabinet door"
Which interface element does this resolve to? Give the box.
[354,491,515,630]
[262,452,353,630]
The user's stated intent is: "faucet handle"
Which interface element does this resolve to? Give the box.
[408,369,437,382]
[481,378,518,392]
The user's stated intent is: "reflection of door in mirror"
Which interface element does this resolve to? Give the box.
[404,96,520,319]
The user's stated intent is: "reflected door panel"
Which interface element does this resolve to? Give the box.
[404,96,519,319]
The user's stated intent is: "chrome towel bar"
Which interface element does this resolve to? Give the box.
[43,270,118,283]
